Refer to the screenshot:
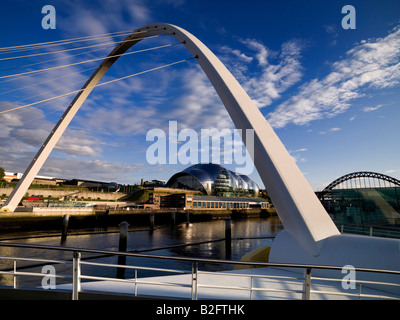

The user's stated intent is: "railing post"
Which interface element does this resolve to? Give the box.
[72,251,81,300]
[171,212,176,226]
[191,262,198,300]
[117,221,129,279]
[150,212,155,230]
[61,214,70,243]
[134,269,138,296]
[186,210,190,225]
[302,267,311,300]
[13,260,17,289]
[225,217,232,259]
[250,276,254,300]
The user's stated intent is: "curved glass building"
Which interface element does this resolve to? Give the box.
[166,164,259,198]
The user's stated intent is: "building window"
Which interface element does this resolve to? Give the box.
[211,202,215,208]
[207,202,210,208]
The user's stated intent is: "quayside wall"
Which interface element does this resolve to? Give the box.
[0,208,277,233]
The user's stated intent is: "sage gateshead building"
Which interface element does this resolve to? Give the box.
[166,163,260,198]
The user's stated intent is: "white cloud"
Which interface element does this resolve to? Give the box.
[231,49,254,63]
[38,157,144,182]
[78,104,160,136]
[267,26,400,128]
[385,169,398,174]
[169,66,233,130]
[241,39,270,66]
[58,0,152,36]
[289,147,308,163]
[294,148,308,152]
[92,37,306,142]
[319,127,341,135]
[0,103,102,160]
[363,104,384,112]
[219,38,305,109]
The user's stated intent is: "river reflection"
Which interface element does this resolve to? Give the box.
[0,216,283,287]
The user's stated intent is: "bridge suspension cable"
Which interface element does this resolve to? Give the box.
[0,34,170,67]
[0,41,181,80]
[0,29,188,124]
[0,46,116,73]
[0,29,143,53]
[0,65,99,97]
[0,57,195,115]
[0,67,98,112]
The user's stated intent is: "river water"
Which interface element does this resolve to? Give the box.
[0,216,283,287]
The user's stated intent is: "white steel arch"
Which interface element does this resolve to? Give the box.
[0,23,339,256]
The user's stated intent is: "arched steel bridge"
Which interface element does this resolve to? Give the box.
[2,24,400,273]
[1,22,340,256]
[323,171,400,191]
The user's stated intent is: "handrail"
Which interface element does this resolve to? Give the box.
[1,241,399,275]
[0,241,399,300]
[337,223,400,239]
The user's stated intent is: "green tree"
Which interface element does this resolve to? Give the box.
[0,167,4,181]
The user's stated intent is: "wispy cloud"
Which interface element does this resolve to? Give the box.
[58,0,152,35]
[289,147,308,163]
[38,157,144,182]
[319,127,341,135]
[267,26,400,128]
[363,104,384,112]
[323,24,339,47]
[294,148,308,152]
[0,103,102,160]
[151,37,307,138]
[219,38,305,108]
[168,66,233,130]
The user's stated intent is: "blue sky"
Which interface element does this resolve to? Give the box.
[0,0,399,191]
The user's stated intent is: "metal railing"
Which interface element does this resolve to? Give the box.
[337,223,400,239]
[0,242,399,300]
